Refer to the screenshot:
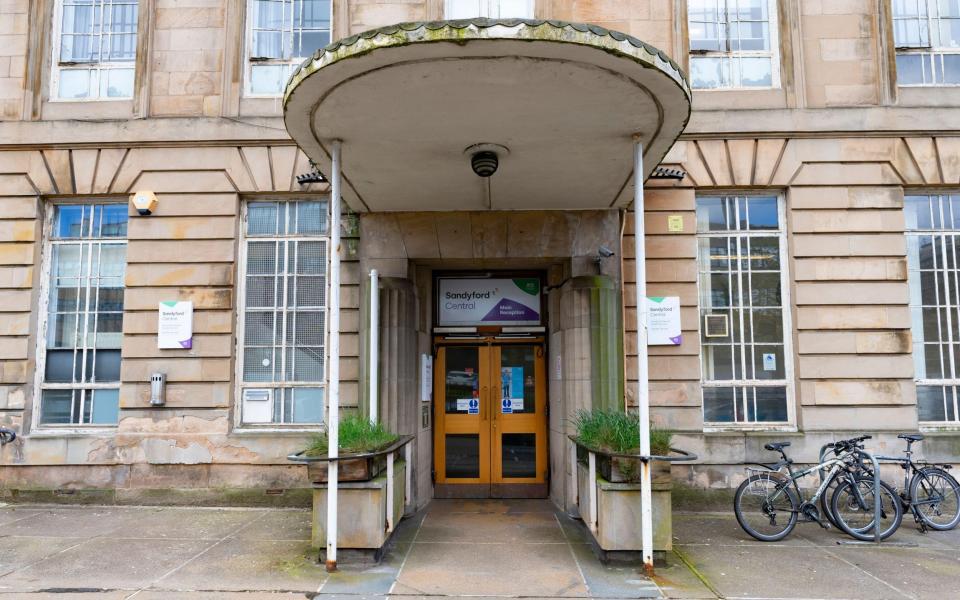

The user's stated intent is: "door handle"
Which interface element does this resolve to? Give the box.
[481,386,488,421]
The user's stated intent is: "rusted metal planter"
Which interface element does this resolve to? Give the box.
[307,454,386,483]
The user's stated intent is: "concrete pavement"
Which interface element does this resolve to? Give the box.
[0,501,958,599]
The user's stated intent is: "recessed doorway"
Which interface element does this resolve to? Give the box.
[433,336,548,498]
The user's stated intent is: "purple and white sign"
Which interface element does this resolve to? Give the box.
[158,301,193,349]
[438,278,541,326]
[647,296,682,346]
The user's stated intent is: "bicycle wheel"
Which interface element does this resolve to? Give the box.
[910,467,960,531]
[830,476,903,541]
[734,473,799,542]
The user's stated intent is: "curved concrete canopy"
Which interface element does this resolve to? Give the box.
[284,19,691,212]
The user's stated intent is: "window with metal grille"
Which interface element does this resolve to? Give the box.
[238,200,328,425]
[444,0,533,18]
[893,0,960,86]
[687,0,780,90]
[696,195,793,426]
[37,204,127,426]
[246,0,331,96]
[52,0,138,100]
[905,194,960,424]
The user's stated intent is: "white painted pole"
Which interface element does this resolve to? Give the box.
[387,450,395,532]
[369,269,379,424]
[588,450,598,533]
[325,139,343,572]
[633,138,654,574]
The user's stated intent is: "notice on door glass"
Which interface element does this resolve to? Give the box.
[501,367,524,412]
[763,353,777,371]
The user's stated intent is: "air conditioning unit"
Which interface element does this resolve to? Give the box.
[242,388,273,424]
[704,314,729,338]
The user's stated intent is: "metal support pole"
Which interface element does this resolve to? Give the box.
[633,137,654,575]
[867,451,881,544]
[588,450,598,533]
[325,139,343,572]
[369,269,379,424]
[387,450,395,532]
[404,439,412,509]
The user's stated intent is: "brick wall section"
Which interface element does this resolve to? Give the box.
[0,0,28,120]
[151,0,226,117]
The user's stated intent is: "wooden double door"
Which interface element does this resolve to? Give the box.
[433,337,548,498]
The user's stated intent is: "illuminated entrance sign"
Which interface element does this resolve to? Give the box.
[437,277,541,326]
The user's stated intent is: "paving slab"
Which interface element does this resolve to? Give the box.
[415,508,567,543]
[393,539,589,597]
[0,507,43,527]
[0,535,88,578]
[827,545,960,599]
[0,538,211,592]
[232,509,312,542]
[0,506,124,538]
[103,507,265,541]
[155,538,327,593]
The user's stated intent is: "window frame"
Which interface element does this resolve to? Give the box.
[32,200,128,434]
[687,0,782,91]
[243,0,333,98]
[905,192,960,430]
[233,197,330,431]
[443,0,535,19]
[49,0,139,102]
[695,193,796,432]
[893,0,960,87]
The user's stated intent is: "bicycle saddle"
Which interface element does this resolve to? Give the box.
[898,433,924,442]
[764,442,791,451]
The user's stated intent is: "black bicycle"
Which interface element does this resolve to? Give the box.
[734,436,901,542]
[877,433,960,532]
[0,427,14,445]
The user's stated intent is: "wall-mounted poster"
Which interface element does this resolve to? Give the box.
[647,296,681,346]
[437,277,541,326]
[158,301,193,349]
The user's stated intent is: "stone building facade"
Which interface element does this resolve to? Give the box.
[0,0,959,507]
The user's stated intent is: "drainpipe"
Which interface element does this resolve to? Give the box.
[369,269,379,424]
[326,139,343,573]
[632,136,654,575]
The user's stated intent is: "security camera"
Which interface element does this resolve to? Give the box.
[598,246,615,258]
[130,190,158,216]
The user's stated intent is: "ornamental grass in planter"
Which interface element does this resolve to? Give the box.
[304,414,399,483]
[573,408,672,483]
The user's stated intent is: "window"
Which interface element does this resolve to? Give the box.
[696,195,792,426]
[52,0,138,100]
[37,204,127,427]
[246,0,331,96]
[238,200,328,425]
[905,194,960,424]
[687,0,779,89]
[444,0,534,19]
[893,0,960,86]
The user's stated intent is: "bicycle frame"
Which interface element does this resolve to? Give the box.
[762,453,851,511]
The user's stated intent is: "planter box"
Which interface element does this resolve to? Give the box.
[311,459,405,552]
[308,454,386,483]
[576,460,672,553]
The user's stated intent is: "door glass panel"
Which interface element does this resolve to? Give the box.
[501,433,536,478]
[445,346,480,414]
[445,434,480,478]
[499,346,535,414]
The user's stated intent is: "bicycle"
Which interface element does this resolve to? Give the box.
[734,436,901,542]
[876,433,960,532]
[0,427,14,446]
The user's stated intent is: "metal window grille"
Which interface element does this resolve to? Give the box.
[246,0,331,96]
[687,0,780,90]
[53,0,138,100]
[894,0,960,86]
[239,200,328,425]
[696,195,793,425]
[38,204,127,426]
[905,194,960,423]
